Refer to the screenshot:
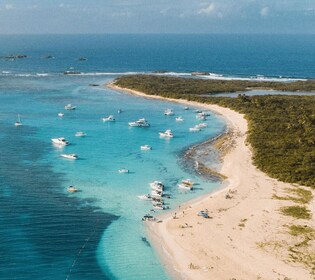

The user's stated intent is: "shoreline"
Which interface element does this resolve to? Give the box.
[107,82,314,280]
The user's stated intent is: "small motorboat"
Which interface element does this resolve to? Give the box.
[153,204,166,210]
[175,116,184,122]
[75,131,86,137]
[65,104,76,110]
[118,168,129,173]
[141,145,152,151]
[61,154,78,160]
[51,137,69,146]
[117,109,122,113]
[102,115,115,122]
[196,113,207,120]
[150,181,164,191]
[178,179,194,190]
[128,118,150,127]
[184,106,189,110]
[182,179,194,186]
[151,190,163,197]
[159,129,174,138]
[67,186,78,193]
[14,114,23,126]
[58,112,64,117]
[189,126,201,132]
[178,183,193,190]
[164,109,174,116]
[197,123,208,128]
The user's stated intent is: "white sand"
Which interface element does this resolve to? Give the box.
[108,82,314,280]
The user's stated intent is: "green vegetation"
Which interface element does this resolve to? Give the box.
[280,205,311,220]
[287,225,315,275]
[288,225,315,237]
[273,187,313,204]
[115,75,315,96]
[114,75,315,187]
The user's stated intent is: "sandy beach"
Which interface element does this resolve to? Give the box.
[108,82,315,280]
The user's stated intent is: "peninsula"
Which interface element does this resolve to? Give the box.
[109,75,315,280]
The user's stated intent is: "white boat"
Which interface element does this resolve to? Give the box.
[102,115,115,122]
[150,181,164,191]
[58,112,64,117]
[65,104,76,110]
[118,109,122,113]
[61,154,78,160]
[159,129,174,138]
[194,109,202,113]
[189,126,201,132]
[14,114,23,126]
[164,109,174,116]
[184,106,189,110]
[141,145,152,150]
[67,186,78,193]
[178,179,194,190]
[182,179,194,186]
[118,168,129,173]
[151,190,163,197]
[175,116,184,122]
[196,113,207,120]
[51,137,69,146]
[75,131,86,137]
[138,194,152,200]
[128,118,150,127]
[153,204,166,210]
[197,123,208,128]
[178,183,193,190]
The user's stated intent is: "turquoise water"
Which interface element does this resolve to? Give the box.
[1,34,314,279]
[0,74,225,279]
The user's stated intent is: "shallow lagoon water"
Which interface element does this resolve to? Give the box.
[0,75,225,279]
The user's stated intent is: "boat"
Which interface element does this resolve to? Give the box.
[75,131,86,137]
[197,123,208,128]
[58,112,64,117]
[184,106,189,110]
[151,190,163,197]
[182,179,194,186]
[153,204,166,210]
[102,115,115,122]
[128,118,150,127]
[67,186,78,193]
[138,194,152,200]
[61,154,78,160]
[194,109,202,113]
[164,109,174,116]
[118,168,129,173]
[196,113,207,120]
[64,104,76,110]
[175,116,184,122]
[150,181,164,191]
[178,183,193,190]
[117,109,122,114]
[141,145,152,150]
[159,129,174,138]
[178,179,194,190]
[14,114,23,126]
[189,126,201,132]
[51,137,69,146]
[142,214,155,221]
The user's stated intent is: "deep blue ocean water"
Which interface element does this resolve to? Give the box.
[0,34,314,280]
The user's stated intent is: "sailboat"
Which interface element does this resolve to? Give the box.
[14,114,23,126]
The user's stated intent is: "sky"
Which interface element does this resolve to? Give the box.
[0,0,314,34]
